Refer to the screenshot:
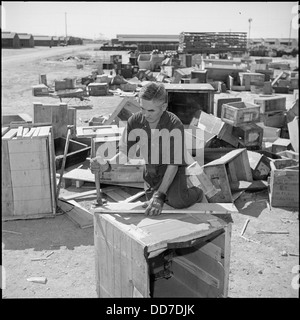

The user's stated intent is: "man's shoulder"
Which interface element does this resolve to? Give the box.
[128,111,144,127]
[164,111,184,128]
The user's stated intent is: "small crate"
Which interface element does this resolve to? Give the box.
[253,96,286,113]
[247,150,271,180]
[32,84,49,97]
[203,148,253,202]
[54,137,90,171]
[268,159,299,208]
[214,97,242,118]
[221,101,260,127]
[260,111,286,128]
[271,138,293,154]
[232,123,263,147]
[87,83,108,96]
[55,80,67,91]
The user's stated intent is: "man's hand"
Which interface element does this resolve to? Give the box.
[144,191,166,216]
[90,157,110,174]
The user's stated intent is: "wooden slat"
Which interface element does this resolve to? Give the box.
[113,225,122,297]
[22,127,36,138]
[16,126,23,138]
[63,200,93,228]
[173,255,220,288]
[1,140,14,217]
[22,127,29,136]
[2,127,10,136]
[94,201,238,214]
[2,128,18,140]
[48,132,57,214]
[38,126,51,137]
[32,127,41,138]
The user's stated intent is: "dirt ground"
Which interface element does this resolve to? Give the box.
[1,45,299,299]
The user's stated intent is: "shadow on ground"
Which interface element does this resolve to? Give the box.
[2,213,94,251]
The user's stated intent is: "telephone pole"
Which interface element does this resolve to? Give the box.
[65,12,68,37]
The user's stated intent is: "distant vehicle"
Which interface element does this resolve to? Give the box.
[59,43,68,47]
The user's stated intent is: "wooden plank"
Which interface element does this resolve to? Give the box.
[16,126,23,138]
[38,126,51,137]
[32,127,41,138]
[94,201,238,214]
[223,223,232,297]
[22,127,36,138]
[120,225,133,297]
[113,225,122,297]
[48,132,57,214]
[62,200,93,228]
[1,140,14,217]
[2,127,10,136]
[172,255,220,289]
[22,127,29,136]
[2,128,18,140]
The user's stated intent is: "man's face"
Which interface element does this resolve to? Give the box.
[139,99,167,124]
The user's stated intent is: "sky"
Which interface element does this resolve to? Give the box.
[1,1,299,40]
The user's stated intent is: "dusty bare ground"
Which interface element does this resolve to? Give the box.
[1,46,299,298]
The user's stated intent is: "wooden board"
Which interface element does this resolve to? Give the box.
[57,199,93,228]
[94,201,238,215]
[76,125,124,138]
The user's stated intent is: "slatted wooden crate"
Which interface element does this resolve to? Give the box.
[33,102,76,139]
[253,96,286,113]
[232,123,263,147]
[221,101,260,127]
[93,201,234,298]
[247,150,271,180]
[203,148,253,202]
[2,125,57,220]
[268,159,299,208]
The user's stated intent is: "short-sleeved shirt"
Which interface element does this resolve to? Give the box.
[118,110,188,190]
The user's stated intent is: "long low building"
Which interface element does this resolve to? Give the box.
[2,32,21,48]
[116,34,179,51]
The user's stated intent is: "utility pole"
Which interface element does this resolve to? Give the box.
[288,19,292,46]
[248,18,252,46]
[65,12,68,44]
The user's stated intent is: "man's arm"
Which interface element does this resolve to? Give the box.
[145,164,178,216]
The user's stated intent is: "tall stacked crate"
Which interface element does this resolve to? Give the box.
[2,126,57,220]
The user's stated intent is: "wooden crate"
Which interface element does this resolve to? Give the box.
[33,102,76,138]
[164,83,215,125]
[203,148,253,202]
[260,110,286,128]
[214,97,242,118]
[253,96,286,113]
[221,101,260,127]
[54,137,90,170]
[232,123,263,147]
[269,159,299,208]
[93,201,234,298]
[32,84,49,97]
[87,83,108,96]
[2,126,56,220]
[247,150,271,180]
[271,138,293,154]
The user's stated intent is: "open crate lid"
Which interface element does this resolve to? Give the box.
[94,201,236,257]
